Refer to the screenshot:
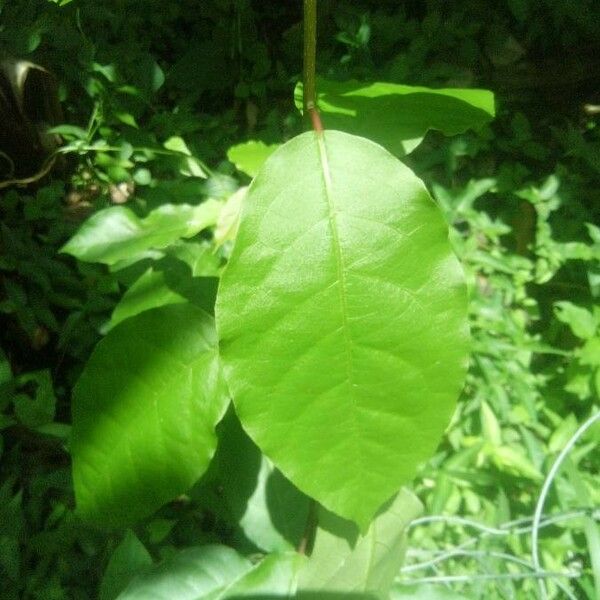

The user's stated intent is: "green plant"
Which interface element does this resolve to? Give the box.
[54,1,503,596]
[2,1,599,598]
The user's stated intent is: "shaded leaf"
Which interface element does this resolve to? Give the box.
[227,141,280,178]
[295,78,494,155]
[216,410,310,553]
[299,489,422,593]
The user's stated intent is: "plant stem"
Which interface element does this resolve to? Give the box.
[303,0,323,133]
[297,498,318,556]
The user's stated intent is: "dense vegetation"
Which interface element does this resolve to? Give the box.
[1,0,599,598]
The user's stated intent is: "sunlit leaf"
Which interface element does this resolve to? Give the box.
[295,78,495,155]
[216,130,469,528]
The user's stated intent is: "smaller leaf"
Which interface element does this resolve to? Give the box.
[100,531,152,600]
[215,187,247,249]
[164,136,208,178]
[0,347,11,386]
[61,201,221,265]
[117,546,251,600]
[227,141,279,178]
[480,400,502,446]
[554,301,597,339]
[215,410,310,553]
[117,546,304,600]
[299,489,422,594]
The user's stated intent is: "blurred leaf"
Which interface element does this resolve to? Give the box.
[215,187,247,249]
[61,201,222,265]
[391,584,472,599]
[227,141,279,178]
[72,304,229,527]
[0,347,11,386]
[554,302,597,339]
[480,401,502,446]
[164,136,208,178]
[100,531,152,600]
[13,370,56,428]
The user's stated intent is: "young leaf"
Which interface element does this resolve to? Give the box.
[61,200,222,265]
[299,489,422,593]
[72,304,229,527]
[294,78,495,156]
[216,131,469,529]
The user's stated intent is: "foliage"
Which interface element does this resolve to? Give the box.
[1,0,599,599]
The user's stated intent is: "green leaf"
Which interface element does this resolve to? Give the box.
[117,546,304,600]
[480,400,502,446]
[61,201,222,265]
[164,136,209,178]
[227,141,280,178]
[108,267,187,329]
[100,531,152,600]
[216,410,310,553]
[554,301,598,339]
[72,304,229,527]
[295,78,495,156]
[216,131,469,529]
[13,370,56,428]
[215,187,247,249]
[299,489,422,593]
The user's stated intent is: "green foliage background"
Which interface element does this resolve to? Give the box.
[0,0,599,598]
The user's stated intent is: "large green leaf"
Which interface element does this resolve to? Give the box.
[299,489,422,593]
[117,546,304,600]
[216,130,469,528]
[295,78,494,156]
[61,200,221,265]
[72,304,229,527]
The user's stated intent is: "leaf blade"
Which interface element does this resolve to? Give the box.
[216,131,469,528]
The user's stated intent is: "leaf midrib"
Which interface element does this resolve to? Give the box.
[316,133,362,458]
